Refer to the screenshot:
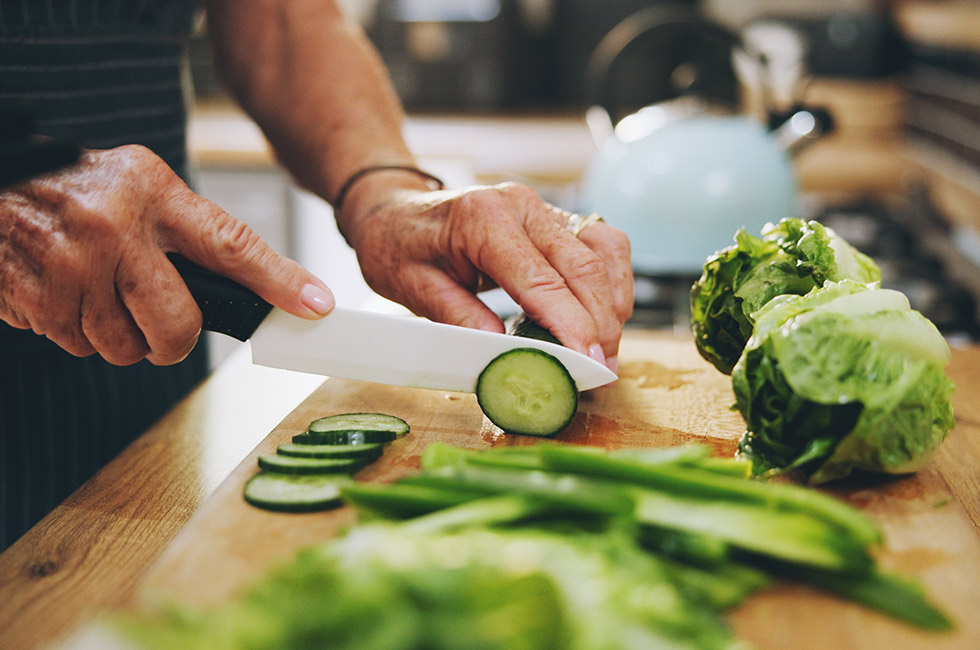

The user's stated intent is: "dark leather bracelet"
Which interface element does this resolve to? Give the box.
[333,164,445,213]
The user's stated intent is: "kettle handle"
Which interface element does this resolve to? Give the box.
[582,3,746,120]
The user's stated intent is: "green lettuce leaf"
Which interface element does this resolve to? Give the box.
[732,280,955,484]
[691,219,881,374]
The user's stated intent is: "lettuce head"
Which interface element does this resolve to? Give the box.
[691,218,881,374]
[732,280,955,484]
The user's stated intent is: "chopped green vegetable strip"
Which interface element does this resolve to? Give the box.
[686,457,753,478]
[400,494,550,535]
[406,464,636,518]
[634,490,870,571]
[539,445,882,546]
[340,481,480,519]
[637,527,732,567]
[657,554,770,610]
[420,441,547,472]
[449,446,551,472]
[770,562,954,631]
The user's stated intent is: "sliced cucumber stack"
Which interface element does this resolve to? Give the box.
[476,347,578,437]
[243,412,409,512]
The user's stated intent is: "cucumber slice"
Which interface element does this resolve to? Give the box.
[277,442,385,460]
[303,412,409,445]
[257,454,366,475]
[476,347,578,437]
[243,472,347,512]
[295,430,397,445]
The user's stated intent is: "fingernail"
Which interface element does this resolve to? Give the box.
[301,282,335,316]
[588,343,607,366]
[607,356,618,374]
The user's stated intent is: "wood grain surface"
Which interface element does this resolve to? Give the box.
[124,332,980,650]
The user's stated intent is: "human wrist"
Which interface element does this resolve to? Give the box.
[333,164,443,213]
[333,164,444,246]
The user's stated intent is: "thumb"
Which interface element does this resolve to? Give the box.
[163,194,334,319]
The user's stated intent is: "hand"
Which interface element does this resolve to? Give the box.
[0,145,333,365]
[339,180,633,370]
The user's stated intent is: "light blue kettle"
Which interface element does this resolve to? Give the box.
[578,6,831,276]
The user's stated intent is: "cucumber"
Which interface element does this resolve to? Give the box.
[243,472,347,512]
[476,347,578,437]
[507,314,561,345]
[303,412,409,445]
[277,442,384,459]
[257,453,367,475]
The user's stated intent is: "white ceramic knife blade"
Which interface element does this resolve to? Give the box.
[169,255,616,393]
[249,307,617,392]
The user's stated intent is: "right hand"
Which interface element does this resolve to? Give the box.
[0,145,333,366]
[339,180,633,372]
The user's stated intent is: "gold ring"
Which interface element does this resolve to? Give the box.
[565,212,604,237]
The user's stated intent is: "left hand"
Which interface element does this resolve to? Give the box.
[339,181,633,371]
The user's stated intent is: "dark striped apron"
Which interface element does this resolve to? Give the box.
[0,0,208,551]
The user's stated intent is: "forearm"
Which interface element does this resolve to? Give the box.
[204,0,427,215]
[202,0,632,362]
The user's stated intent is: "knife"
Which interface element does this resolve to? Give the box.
[171,255,617,392]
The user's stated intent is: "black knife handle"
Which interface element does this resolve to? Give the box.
[168,253,273,342]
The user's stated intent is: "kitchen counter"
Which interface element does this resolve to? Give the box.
[1,330,979,650]
[188,99,598,189]
[188,96,917,196]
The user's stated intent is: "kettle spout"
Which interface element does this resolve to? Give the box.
[770,106,834,156]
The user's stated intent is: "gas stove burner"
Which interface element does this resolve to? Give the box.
[817,207,917,260]
[629,273,699,331]
[812,195,980,341]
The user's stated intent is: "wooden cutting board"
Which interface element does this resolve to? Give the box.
[127,331,980,650]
